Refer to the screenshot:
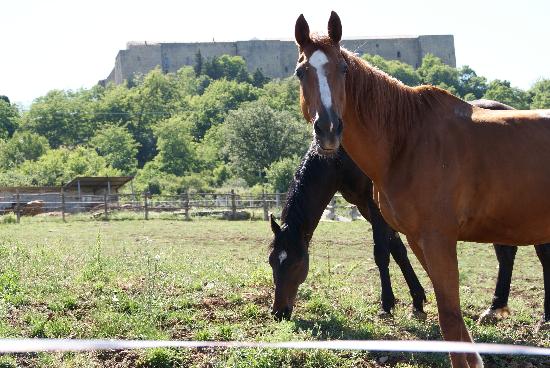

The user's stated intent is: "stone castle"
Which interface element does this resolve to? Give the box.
[101,35,455,85]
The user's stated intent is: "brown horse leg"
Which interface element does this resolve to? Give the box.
[419,235,483,368]
[405,236,428,273]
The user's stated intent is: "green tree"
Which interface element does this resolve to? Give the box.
[22,89,96,147]
[128,68,181,165]
[20,147,119,186]
[202,55,251,83]
[0,99,20,139]
[187,79,260,140]
[194,50,203,76]
[252,68,270,88]
[530,79,550,109]
[0,131,49,169]
[224,100,310,185]
[458,65,488,99]
[153,115,197,176]
[89,125,139,174]
[483,79,531,109]
[362,54,421,87]
[266,155,301,193]
[417,54,460,95]
[259,77,302,119]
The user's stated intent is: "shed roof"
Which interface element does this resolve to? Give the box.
[63,176,133,190]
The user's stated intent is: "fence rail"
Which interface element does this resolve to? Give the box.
[0,190,360,223]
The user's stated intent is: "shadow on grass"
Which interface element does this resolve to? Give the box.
[293,314,374,340]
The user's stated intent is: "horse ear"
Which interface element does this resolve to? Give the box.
[270,214,281,234]
[295,14,311,49]
[328,11,342,44]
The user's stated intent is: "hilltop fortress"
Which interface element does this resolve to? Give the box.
[101,35,455,85]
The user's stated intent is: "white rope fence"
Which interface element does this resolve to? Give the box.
[0,339,549,356]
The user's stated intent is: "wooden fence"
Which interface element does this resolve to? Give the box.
[0,190,360,223]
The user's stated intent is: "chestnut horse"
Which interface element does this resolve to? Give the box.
[293,11,550,368]
[269,98,550,327]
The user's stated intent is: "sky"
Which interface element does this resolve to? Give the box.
[1,0,549,107]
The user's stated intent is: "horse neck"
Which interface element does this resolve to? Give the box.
[341,50,444,183]
[281,148,340,242]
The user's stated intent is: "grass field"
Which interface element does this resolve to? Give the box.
[0,216,548,367]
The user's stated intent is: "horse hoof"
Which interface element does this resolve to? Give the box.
[410,308,427,321]
[534,318,550,333]
[478,306,511,325]
[378,310,393,319]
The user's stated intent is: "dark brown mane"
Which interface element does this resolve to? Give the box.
[340,48,458,154]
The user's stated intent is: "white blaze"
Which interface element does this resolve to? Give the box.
[309,50,333,113]
[278,250,287,264]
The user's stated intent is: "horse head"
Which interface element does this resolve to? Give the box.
[268,214,309,321]
[295,11,347,156]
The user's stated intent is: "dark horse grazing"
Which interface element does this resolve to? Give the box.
[269,144,427,321]
[269,97,550,327]
[293,12,550,367]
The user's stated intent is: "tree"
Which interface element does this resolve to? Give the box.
[194,50,203,76]
[224,100,310,185]
[362,54,421,87]
[127,68,181,165]
[0,131,49,169]
[259,77,302,120]
[89,125,139,174]
[458,65,488,99]
[186,79,260,140]
[266,155,301,193]
[19,147,119,186]
[483,79,531,109]
[21,89,94,148]
[417,54,460,95]
[252,68,270,88]
[202,55,251,83]
[0,99,20,139]
[530,79,550,109]
[153,115,197,176]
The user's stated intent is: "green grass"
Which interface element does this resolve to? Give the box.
[0,217,548,367]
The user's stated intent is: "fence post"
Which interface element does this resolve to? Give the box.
[61,188,66,222]
[329,197,336,220]
[144,192,149,220]
[15,190,21,224]
[230,189,236,220]
[262,190,269,221]
[103,192,108,220]
[184,190,190,220]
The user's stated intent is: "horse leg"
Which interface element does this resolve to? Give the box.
[387,230,427,316]
[535,243,550,331]
[420,234,483,368]
[405,235,428,273]
[479,245,517,324]
[366,204,395,315]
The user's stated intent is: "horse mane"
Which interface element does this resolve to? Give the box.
[340,46,458,155]
[274,143,336,251]
[280,144,317,229]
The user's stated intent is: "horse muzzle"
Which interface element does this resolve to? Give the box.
[313,110,343,155]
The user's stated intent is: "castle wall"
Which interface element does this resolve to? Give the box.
[101,36,455,85]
